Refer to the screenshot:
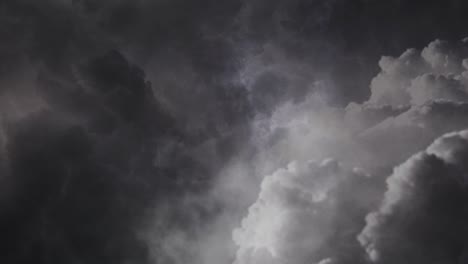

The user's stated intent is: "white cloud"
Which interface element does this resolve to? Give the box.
[367,39,468,107]
[233,159,379,264]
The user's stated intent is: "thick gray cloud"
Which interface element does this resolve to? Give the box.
[233,37,468,264]
[0,1,251,263]
[233,159,380,264]
[5,1,468,264]
[343,39,468,166]
[367,39,468,106]
[0,51,175,264]
[359,130,468,264]
[357,100,468,165]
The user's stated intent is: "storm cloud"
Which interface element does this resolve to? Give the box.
[4,1,468,264]
[232,37,468,264]
[359,130,468,264]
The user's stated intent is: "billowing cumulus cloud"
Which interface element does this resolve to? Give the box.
[368,39,468,106]
[346,39,468,166]
[365,39,468,107]
[242,39,468,179]
[359,130,468,264]
[232,37,468,264]
[233,159,380,264]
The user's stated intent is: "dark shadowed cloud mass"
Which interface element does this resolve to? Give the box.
[3,1,468,264]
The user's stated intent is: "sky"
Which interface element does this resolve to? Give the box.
[3,0,468,264]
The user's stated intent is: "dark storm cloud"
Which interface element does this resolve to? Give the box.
[359,130,468,264]
[1,113,150,264]
[0,1,252,263]
[4,1,468,264]
[0,52,174,263]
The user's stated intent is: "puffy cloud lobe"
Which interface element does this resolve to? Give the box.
[368,39,468,107]
[233,159,380,264]
[342,39,468,167]
[369,48,427,106]
[421,39,468,75]
[359,130,468,264]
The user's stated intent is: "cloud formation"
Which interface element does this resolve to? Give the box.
[351,39,468,165]
[359,130,468,264]
[5,1,468,264]
[233,38,468,264]
[233,159,379,264]
[368,39,468,106]
[244,39,468,176]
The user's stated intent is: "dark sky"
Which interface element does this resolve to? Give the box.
[2,1,468,264]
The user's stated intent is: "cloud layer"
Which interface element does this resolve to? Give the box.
[359,130,468,264]
[233,159,379,264]
[4,1,468,264]
[233,38,468,264]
